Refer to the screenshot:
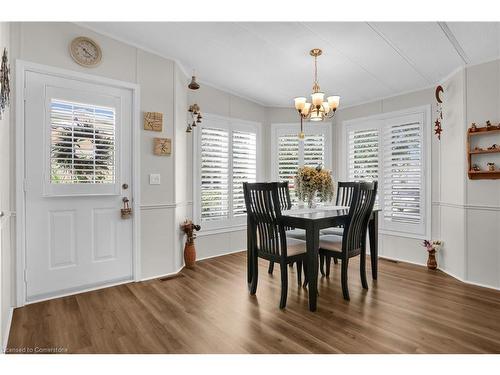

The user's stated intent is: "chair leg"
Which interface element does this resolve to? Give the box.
[280,262,288,309]
[268,261,274,275]
[250,252,258,295]
[341,258,350,300]
[319,254,325,276]
[296,260,302,286]
[360,247,368,289]
[326,256,332,277]
[333,258,338,265]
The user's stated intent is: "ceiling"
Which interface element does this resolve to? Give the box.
[79,22,500,108]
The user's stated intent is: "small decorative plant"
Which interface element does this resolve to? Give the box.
[181,220,201,268]
[294,165,334,208]
[422,240,442,270]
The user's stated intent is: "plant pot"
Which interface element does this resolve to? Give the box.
[184,241,196,268]
[427,249,437,270]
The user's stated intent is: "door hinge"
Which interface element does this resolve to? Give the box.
[23,179,27,192]
[23,85,27,102]
[23,269,28,283]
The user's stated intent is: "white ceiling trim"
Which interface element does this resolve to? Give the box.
[437,22,470,64]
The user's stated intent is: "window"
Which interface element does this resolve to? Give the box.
[195,115,260,229]
[50,99,116,184]
[343,107,430,238]
[272,123,332,203]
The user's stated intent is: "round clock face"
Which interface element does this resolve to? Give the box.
[70,37,102,67]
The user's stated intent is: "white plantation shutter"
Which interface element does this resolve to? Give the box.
[382,114,424,233]
[344,109,428,238]
[348,128,379,181]
[304,135,325,168]
[278,135,300,201]
[50,99,116,184]
[201,127,229,221]
[197,117,260,228]
[232,130,257,216]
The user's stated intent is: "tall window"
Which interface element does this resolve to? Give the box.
[343,108,429,238]
[196,115,260,229]
[272,123,332,203]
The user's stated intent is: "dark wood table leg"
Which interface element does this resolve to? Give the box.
[368,211,379,280]
[306,223,320,311]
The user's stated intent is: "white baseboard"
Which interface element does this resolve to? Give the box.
[2,307,14,354]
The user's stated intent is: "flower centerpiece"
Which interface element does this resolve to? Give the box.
[294,165,334,208]
[422,240,442,270]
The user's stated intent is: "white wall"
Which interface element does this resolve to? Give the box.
[0,22,13,352]
[465,60,500,288]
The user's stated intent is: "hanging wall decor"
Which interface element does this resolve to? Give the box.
[434,85,444,140]
[153,137,171,156]
[186,103,202,133]
[0,48,10,120]
[144,111,163,131]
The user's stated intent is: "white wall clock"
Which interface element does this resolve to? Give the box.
[69,37,102,67]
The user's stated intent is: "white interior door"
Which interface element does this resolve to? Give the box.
[24,70,134,302]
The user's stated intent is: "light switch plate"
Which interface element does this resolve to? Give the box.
[149,174,161,185]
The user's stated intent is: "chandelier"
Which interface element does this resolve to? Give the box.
[294,48,340,139]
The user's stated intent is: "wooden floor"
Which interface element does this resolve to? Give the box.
[7,252,500,353]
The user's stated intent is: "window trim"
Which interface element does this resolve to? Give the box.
[270,122,333,181]
[341,105,431,240]
[193,113,262,232]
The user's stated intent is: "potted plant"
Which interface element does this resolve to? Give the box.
[181,220,201,268]
[294,165,334,208]
[422,240,442,270]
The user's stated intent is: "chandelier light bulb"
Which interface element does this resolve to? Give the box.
[327,95,340,111]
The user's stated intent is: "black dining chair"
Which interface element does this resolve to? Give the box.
[244,182,308,309]
[268,182,306,275]
[319,181,358,267]
[318,181,378,300]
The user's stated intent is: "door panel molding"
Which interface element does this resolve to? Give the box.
[16,60,141,306]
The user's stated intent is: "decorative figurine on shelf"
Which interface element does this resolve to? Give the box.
[488,144,499,150]
[470,123,478,132]
[487,162,496,171]
[486,120,493,129]
[422,240,442,270]
[180,219,201,268]
[472,164,481,171]
[474,146,483,151]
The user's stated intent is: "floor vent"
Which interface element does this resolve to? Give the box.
[158,274,185,282]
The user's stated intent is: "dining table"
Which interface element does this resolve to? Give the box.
[247,205,380,312]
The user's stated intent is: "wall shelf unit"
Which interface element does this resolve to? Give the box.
[467,124,500,179]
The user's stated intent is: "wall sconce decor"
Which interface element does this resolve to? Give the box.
[186,103,202,133]
[0,48,10,120]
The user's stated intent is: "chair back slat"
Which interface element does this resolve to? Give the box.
[277,182,292,210]
[336,181,357,207]
[244,182,288,258]
[342,182,378,253]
